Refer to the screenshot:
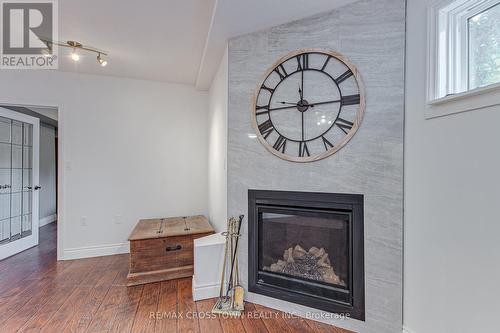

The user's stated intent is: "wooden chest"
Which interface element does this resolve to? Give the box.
[127,215,214,286]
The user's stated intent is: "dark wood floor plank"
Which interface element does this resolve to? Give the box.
[0,270,57,326]
[18,285,76,332]
[62,255,125,333]
[0,293,33,326]
[111,254,131,287]
[252,304,291,333]
[0,281,60,332]
[282,313,313,333]
[54,257,101,286]
[195,298,223,333]
[40,285,94,333]
[78,256,117,286]
[0,254,73,298]
[61,285,113,333]
[0,224,59,291]
[85,285,127,332]
[177,278,200,333]
[219,315,245,333]
[109,285,144,333]
[154,280,178,333]
[131,282,161,333]
[306,319,354,333]
[240,302,269,333]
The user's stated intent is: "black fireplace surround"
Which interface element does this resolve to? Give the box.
[248,190,365,321]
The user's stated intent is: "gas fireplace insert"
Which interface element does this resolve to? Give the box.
[248,190,365,320]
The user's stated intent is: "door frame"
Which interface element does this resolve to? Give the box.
[0,107,40,259]
[0,100,63,260]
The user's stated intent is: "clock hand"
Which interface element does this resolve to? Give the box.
[301,111,304,141]
[266,105,299,112]
[263,99,341,113]
[278,101,298,105]
[300,71,304,99]
[308,99,341,107]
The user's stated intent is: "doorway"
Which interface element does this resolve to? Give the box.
[0,105,58,260]
[0,107,40,259]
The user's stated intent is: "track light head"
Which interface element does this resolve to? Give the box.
[97,53,107,67]
[41,48,51,57]
[71,50,80,62]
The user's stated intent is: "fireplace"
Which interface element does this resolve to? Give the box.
[248,190,365,320]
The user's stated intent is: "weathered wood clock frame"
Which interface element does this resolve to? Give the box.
[251,49,366,163]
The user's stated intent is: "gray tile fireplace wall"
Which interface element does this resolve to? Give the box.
[227,0,405,332]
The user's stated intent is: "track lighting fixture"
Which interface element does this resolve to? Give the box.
[40,39,109,67]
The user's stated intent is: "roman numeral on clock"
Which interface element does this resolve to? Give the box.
[322,136,334,150]
[336,117,354,134]
[321,56,331,71]
[341,94,360,106]
[296,54,309,70]
[273,135,287,153]
[274,65,288,80]
[335,70,353,84]
[258,119,274,138]
[261,85,274,94]
[299,141,310,157]
[256,105,269,115]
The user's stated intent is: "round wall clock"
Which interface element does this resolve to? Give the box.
[251,49,365,162]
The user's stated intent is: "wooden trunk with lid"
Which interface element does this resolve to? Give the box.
[127,215,214,286]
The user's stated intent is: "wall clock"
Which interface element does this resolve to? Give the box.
[251,49,365,162]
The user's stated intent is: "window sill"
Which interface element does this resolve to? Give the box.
[426,83,500,119]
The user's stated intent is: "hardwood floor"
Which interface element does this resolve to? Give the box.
[0,223,352,333]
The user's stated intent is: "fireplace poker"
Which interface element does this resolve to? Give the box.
[232,240,244,310]
[225,215,244,298]
[217,218,231,306]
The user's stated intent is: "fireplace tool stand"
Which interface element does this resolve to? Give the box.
[212,215,244,316]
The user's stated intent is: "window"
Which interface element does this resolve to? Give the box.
[429,0,500,102]
[468,2,500,90]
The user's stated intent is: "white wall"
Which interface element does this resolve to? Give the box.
[39,124,57,225]
[405,1,500,332]
[207,47,228,232]
[0,70,208,260]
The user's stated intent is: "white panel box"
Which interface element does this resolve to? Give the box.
[192,232,226,301]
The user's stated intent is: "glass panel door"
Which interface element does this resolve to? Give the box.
[0,108,39,259]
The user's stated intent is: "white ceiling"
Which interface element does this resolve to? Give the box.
[56,0,354,89]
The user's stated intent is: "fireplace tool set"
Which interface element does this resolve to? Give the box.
[212,215,245,316]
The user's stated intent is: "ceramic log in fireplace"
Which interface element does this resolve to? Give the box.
[248,190,365,320]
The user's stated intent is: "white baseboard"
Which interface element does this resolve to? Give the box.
[39,214,57,227]
[192,277,226,301]
[63,242,129,260]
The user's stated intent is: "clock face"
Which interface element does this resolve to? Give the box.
[252,49,365,162]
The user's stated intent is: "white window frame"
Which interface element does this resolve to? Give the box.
[426,0,500,118]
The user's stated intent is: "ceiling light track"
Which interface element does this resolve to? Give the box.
[40,39,109,67]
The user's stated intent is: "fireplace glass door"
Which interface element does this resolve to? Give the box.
[257,206,352,304]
